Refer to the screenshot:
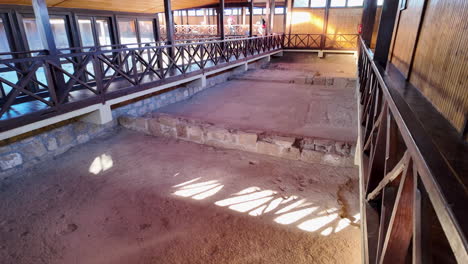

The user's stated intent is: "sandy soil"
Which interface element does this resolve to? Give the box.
[0,129,361,264]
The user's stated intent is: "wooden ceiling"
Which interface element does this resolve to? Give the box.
[0,0,251,13]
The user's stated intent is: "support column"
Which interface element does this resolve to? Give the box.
[163,0,175,57]
[269,0,275,34]
[361,0,377,46]
[265,0,270,35]
[242,7,246,26]
[32,0,67,100]
[320,0,331,51]
[249,0,254,37]
[285,0,293,35]
[374,0,399,68]
[154,15,161,42]
[219,0,225,39]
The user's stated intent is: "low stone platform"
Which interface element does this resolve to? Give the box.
[119,113,355,167]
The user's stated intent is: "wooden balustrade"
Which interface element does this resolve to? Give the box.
[0,35,283,132]
[358,36,467,263]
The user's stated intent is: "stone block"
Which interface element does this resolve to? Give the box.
[148,119,176,138]
[187,125,204,143]
[176,124,188,139]
[281,147,300,160]
[20,139,47,160]
[335,142,351,156]
[314,139,335,153]
[257,141,282,157]
[157,115,178,127]
[313,77,326,86]
[300,149,322,164]
[270,135,295,148]
[77,134,90,144]
[46,137,58,151]
[118,116,148,134]
[321,154,355,168]
[0,153,23,170]
[55,130,74,147]
[300,138,315,151]
[206,127,230,142]
[238,132,258,147]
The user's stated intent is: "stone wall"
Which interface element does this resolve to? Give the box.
[0,120,117,178]
[0,60,266,178]
[119,113,356,168]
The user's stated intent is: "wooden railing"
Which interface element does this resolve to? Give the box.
[358,37,467,263]
[0,35,282,132]
[284,34,358,50]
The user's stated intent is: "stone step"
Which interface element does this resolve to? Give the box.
[118,113,356,168]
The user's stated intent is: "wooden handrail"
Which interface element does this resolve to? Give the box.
[358,36,467,263]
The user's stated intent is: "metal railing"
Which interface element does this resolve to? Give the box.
[358,36,467,263]
[0,35,283,132]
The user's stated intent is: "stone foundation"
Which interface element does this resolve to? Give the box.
[119,113,356,168]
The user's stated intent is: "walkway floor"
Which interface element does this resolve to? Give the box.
[0,130,360,264]
[156,53,358,142]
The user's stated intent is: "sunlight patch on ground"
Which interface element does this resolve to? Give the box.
[89,154,113,175]
[172,179,357,236]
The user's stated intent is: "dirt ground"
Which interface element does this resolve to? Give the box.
[0,129,361,264]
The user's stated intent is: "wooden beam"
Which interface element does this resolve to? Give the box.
[413,174,422,264]
[269,0,275,34]
[321,0,331,49]
[154,15,161,42]
[375,186,398,263]
[373,0,399,68]
[361,0,377,46]
[249,0,253,37]
[163,0,174,58]
[284,0,292,34]
[366,103,388,194]
[31,0,67,100]
[265,0,271,35]
[367,151,410,201]
[219,0,225,39]
[379,158,414,264]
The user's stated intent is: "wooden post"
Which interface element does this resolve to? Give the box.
[265,0,270,35]
[31,0,67,100]
[361,0,377,46]
[269,0,275,34]
[285,0,293,35]
[374,0,399,68]
[320,0,331,50]
[163,0,175,57]
[242,7,246,25]
[155,15,161,42]
[249,0,253,37]
[219,0,225,39]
